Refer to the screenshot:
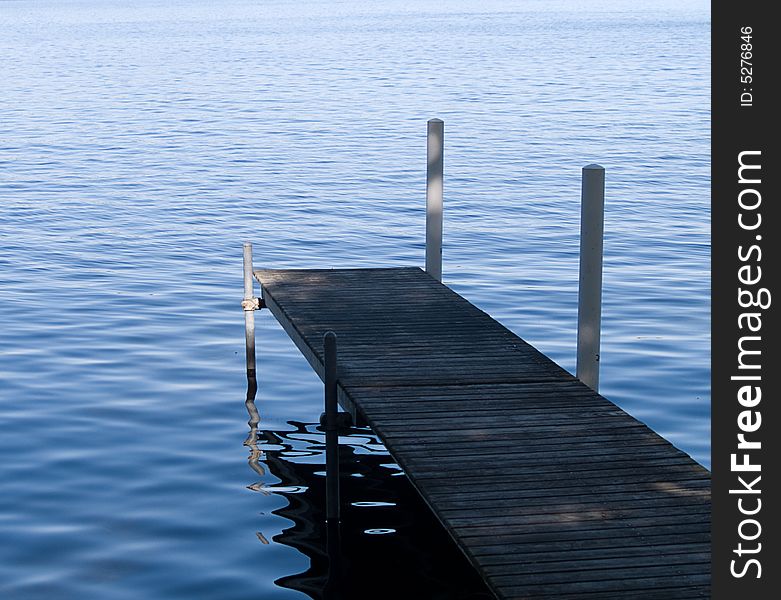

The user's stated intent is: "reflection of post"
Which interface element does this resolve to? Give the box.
[325,519,341,600]
[323,331,342,599]
[244,377,265,478]
[323,331,339,523]
[243,242,257,378]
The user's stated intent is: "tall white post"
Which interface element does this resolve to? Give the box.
[426,118,444,281]
[243,242,257,378]
[576,164,605,391]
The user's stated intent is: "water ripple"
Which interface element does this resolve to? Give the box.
[1,1,709,598]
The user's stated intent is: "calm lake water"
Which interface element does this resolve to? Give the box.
[1,0,709,598]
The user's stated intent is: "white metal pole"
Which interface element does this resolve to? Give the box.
[426,118,444,281]
[576,164,605,391]
[243,242,257,378]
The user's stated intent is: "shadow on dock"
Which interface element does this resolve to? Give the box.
[244,379,493,600]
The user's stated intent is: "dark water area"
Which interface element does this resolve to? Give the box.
[244,386,493,599]
[1,0,709,597]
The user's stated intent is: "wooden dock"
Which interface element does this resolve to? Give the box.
[254,266,711,599]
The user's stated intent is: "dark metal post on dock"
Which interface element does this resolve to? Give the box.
[323,331,340,523]
[243,242,257,378]
[576,164,605,391]
[426,118,444,281]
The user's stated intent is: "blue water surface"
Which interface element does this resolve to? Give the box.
[0,1,709,598]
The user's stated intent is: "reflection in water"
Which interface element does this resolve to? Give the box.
[244,377,265,479]
[244,379,493,599]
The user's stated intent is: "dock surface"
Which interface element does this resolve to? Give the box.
[255,266,711,599]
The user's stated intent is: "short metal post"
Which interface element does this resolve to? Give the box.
[324,331,340,523]
[426,118,444,281]
[576,164,605,391]
[243,242,257,378]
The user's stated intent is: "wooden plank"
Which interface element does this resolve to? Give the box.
[435,487,710,511]
[254,267,711,600]
[485,553,710,576]
[542,588,709,600]
[385,429,674,451]
[444,503,709,529]
[449,515,711,541]
[458,520,710,548]
[439,495,709,520]
[396,439,679,459]
[423,482,711,509]
[417,471,710,496]
[472,539,711,561]
[496,574,710,599]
